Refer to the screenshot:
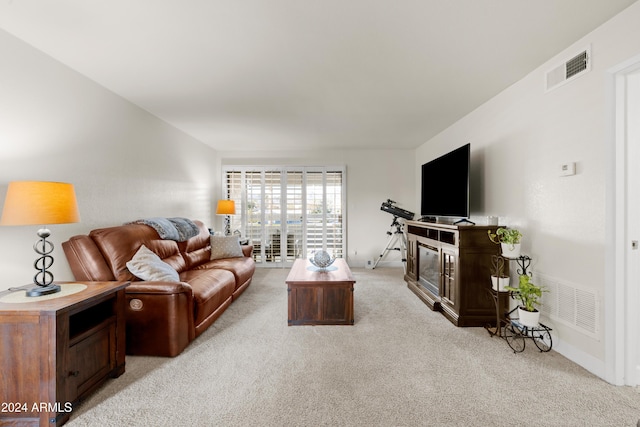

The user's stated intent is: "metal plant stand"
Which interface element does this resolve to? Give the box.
[486,253,553,353]
[503,309,553,353]
[485,254,509,338]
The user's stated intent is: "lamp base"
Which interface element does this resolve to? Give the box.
[224,215,231,236]
[26,284,61,297]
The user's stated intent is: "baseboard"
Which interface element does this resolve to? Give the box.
[553,339,607,382]
[367,260,403,269]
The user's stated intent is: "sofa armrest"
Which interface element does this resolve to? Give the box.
[63,235,116,281]
[242,244,254,258]
[125,281,193,295]
[123,281,195,357]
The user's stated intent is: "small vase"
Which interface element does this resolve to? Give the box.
[518,307,540,327]
[501,243,521,259]
[491,275,510,291]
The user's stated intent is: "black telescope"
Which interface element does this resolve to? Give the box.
[380,199,414,220]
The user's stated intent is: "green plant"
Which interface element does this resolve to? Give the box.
[487,227,522,249]
[505,275,545,312]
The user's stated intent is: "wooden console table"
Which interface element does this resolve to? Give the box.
[0,281,129,426]
[286,258,355,325]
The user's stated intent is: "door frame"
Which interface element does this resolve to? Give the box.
[606,53,640,386]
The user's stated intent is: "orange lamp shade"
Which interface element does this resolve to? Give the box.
[0,181,80,226]
[215,199,236,215]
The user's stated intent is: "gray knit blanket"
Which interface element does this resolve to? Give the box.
[129,217,199,242]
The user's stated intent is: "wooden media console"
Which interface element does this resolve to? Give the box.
[404,220,507,327]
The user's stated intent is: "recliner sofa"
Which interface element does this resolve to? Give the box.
[62,219,255,357]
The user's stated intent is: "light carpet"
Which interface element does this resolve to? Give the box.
[67,267,640,427]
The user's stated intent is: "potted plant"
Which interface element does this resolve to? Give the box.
[488,227,523,258]
[490,254,510,291]
[491,274,510,292]
[505,274,545,327]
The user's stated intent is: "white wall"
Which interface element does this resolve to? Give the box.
[415,2,640,375]
[218,149,415,267]
[0,30,219,291]
[0,27,415,292]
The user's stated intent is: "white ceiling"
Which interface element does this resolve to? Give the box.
[0,0,637,151]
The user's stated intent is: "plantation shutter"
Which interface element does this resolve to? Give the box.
[221,166,345,267]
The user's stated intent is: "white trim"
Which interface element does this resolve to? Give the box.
[624,68,640,387]
[605,53,640,386]
[554,339,606,380]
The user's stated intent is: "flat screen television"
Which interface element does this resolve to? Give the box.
[420,143,470,221]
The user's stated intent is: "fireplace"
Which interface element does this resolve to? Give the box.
[417,243,440,297]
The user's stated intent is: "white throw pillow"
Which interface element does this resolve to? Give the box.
[210,235,244,260]
[126,244,180,282]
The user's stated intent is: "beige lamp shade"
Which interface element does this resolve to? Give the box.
[215,199,236,215]
[0,181,80,226]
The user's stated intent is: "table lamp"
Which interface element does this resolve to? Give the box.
[0,181,80,296]
[215,199,235,236]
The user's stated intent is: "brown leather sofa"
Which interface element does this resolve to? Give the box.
[62,220,255,357]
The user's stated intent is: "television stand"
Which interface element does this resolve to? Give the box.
[404,221,505,327]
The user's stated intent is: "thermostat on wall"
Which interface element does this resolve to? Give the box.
[560,162,576,177]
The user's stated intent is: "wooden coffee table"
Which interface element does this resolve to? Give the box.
[286,258,356,326]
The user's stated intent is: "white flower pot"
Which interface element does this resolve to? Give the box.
[518,307,540,327]
[501,243,521,259]
[491,275,510,291]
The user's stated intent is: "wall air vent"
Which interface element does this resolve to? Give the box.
[536,272,599,339]
[545,46,591,92]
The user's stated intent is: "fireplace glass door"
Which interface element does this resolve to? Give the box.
[418,243,440,297]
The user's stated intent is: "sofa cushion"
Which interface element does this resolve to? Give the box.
[126,245,180,282]
[178,220,213,269]
[180,268,235,326]
[210,235,243,260]
[199,257,256,291]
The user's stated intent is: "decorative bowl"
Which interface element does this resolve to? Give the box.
[309,250,335,270]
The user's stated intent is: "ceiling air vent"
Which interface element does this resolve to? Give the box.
[545,46,591,92]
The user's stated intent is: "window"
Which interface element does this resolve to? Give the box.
[222,166,345,267]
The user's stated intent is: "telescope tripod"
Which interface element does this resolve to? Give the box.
[372,216,407,272]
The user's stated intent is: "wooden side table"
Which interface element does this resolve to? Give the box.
[0,281,129,426]
[286,258,355,325]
